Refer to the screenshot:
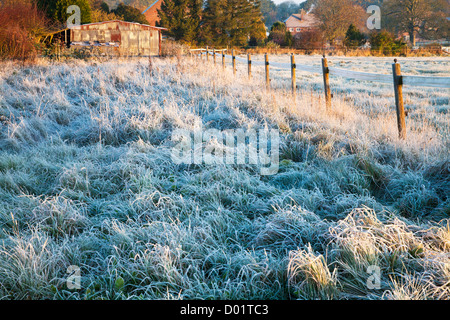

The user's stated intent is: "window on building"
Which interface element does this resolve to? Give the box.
[296,28,301,32]
[289,28,294,32]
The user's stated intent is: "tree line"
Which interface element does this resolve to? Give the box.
[158,0,448,48]
[157,0,316,46]
[0,0,447,61]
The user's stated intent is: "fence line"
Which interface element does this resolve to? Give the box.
[401,75,450,88]
[328,67,392,84]
[191,48,450,140]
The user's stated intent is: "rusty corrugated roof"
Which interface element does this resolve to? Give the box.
[69,20,167,31]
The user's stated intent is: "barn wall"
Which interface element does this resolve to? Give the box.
[70,21,161,56]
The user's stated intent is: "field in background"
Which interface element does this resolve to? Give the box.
[0,56,449,299]
[231,54,450,137]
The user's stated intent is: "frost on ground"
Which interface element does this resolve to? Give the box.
[0,56,449,300]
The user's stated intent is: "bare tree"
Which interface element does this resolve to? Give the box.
[383,0,449,46]
[313,0,366,45]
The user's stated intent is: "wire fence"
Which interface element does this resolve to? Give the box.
[190,47,450,140]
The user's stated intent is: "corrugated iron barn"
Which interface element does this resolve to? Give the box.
[69,20,165,56]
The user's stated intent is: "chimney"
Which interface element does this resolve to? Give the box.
[300,9,306,19]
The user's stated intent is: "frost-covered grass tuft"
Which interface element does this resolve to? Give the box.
[0,56,448,300]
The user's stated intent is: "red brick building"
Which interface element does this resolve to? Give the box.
[142,0,162,26]
[284,10,319,36]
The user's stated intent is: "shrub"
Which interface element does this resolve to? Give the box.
[0,1,50,61]
[420,43,443,55]
[265,41,280,49]
[268,21,293,47]
[90,9,121,23]
[293,29,325,51]
[370,31,407,56]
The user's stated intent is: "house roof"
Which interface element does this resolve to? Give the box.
[142,0,162,26]
[284,13,319,29]
[142,0,160,14]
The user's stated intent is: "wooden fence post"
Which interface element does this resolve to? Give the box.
[206,46,209,62]
[321,55,331,111]
[248,53,252,80]
[392,59,406,140]
[213,49,216,65]
[265,53,270,90]
[222,51,225,69]
[291,54,296,98]
[232,49,236,75]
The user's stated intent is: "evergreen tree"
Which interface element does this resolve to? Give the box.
[36,0,92,25]
[111,3,149,24]
[184,0,202,43]
[249,0,267,43]
[201,0,226,45]
[100,1,109,12]
[203,0,266,46]
[344,24,366,48]
[157,0,202,44]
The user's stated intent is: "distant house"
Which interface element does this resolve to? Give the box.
[284,10,319,36]
[142,0,162,26]
[399,32,410,43]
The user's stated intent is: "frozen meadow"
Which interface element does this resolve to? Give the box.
[0,55,449,299]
